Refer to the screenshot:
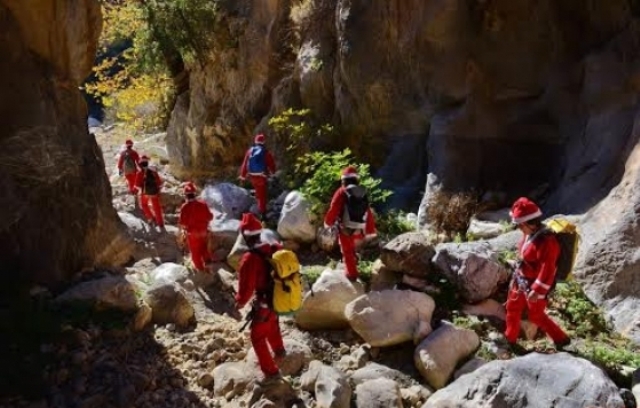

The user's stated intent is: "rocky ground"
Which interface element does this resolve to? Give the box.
[0,126,638,408]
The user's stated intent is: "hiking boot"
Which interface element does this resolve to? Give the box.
[508,342,529,356]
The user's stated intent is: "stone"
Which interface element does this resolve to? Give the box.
[212,361,256,397]
[414,322,480,389]
[300,360,351,408]
[246,339,312,376]
[201,183,255,220]
[369,259,400,292]
[380,232,435,277]
[143,283,194,328]
[345,290,435,347]
[350,363,413,387]
[423,353,626,408]
[432,243,510,303]
[277,191,317,243]
[453,357,487,380]
[295,268,365,330]
[54,276,138,312]
[131,302,153,331]
[119,212,183,262]
[227,228,281,271]
[632,368,640,406]
[355,378,403,408]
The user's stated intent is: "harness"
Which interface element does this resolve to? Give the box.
[512,228,549,293]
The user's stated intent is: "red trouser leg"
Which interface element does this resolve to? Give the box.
[250,175,268,215]
[250,309,283,376]
[527,298,569,344]
[505,286,526,343]
[187,233,211,271]
[150,195,164,226]
[140,195,155,222]
[338,231,358,280]
[124,173,137,193]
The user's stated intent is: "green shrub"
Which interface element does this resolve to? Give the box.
[550,281,609,337]
[296,148,392,217]
[376,209,415,238]
[357,259,375,284]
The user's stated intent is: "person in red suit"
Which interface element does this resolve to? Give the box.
[178,182,214,272]
[505,197,570,350]
[239,134,276,221]
[235,213,286,383]
[323,166,377,281]
[134,155,164,229]
[117,139,140,194]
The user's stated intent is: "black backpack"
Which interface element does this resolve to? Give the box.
[342,184,369,230]
[122,150,137,175]
[143,169,159,195]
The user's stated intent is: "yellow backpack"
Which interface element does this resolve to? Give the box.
[252,248,303,316]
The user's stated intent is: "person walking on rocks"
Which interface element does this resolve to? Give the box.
[505,197,570,350]
[324,166,377,281]
[117,139,140,194]
[179,182,214,272]
[239,134,276,221]
[235,213,286,383]
[134,155,165,229]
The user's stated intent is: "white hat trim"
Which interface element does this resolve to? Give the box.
[341,173,358,180]
[242,229,262,236]
[511,209,542,224]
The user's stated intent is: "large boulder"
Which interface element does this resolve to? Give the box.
[414,322,480,390]
[350,363,414,387]
[380,232,436,278]
[208,217,240,258]
[369,259,400,292]
[277,191,317,243]
[212,361,256,398]
[295,268,365,330]
[345,290,435,347]
[143,283,195,328]
[300,360,351,408]
[226,228,281,271]
[0,0,133,289]
[574,142,640,344]
[201,183,255,220]
[433,243,510,303]
[423,353,626,408]
[54,276,138,312]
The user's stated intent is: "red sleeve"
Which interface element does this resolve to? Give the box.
[364,207,377,236]
[204,204,213,223]
[117,152,124,170]
[266,151,276,175]
[324,187,346,228]
[235,253,258,307]
[240,149,250,178]
[530,236,560,296]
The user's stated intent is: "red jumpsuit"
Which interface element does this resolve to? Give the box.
[117,148,140,194]
[179,199,214,271]
[235,242,285,376]
[239,148,276,215]
[134,169,164,227]
[505,232,569,344]
[324,186,377,280]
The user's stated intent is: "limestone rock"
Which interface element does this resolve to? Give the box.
[277,191,317,243]
[355,378,403,408]
[55,276,138,312]
[380,232,435,277]
[295,268,365,330]
[300,360,351,408]
[414,322,480,389]
[345,290,435,347]
[423,353,626,408]
[143,283,194,328]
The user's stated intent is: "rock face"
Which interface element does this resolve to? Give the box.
[574,142,640,344]
[380,233,435,278]
[0,0,133,289]
[423,353,626,408]
[166,0,639,216]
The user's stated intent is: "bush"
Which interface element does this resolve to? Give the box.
[427,190,480,238]
[376,209,415,238]
[295,148,392,217]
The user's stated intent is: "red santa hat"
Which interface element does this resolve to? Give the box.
[254,134,265,145]
[125,139,133,146]
[239,213,263,236]
[510,197,543,224]
[183,182,197,195]
[341,166,359,180]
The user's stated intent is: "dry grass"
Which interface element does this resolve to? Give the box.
[427,189,481,238]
